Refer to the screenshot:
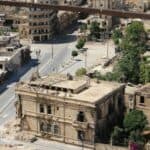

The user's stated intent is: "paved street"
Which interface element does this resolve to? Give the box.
[0,137,91,150]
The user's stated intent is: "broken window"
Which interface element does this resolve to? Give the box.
[40,122,47,132]
[54,125,59,134]
[39,104,44,113]
[140,96,145,104]
[77,111,85,122]
[47,105,52,114]
[47,123,52,132]
[77,130,85,141]
[56,107,59,111]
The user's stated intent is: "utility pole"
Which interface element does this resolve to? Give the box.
[106,39,109,59]
[35,49,41,75]
[84,50,87,69]
[51,37,54,59]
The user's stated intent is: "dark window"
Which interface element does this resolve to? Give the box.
[140,96,145,103]
[47,105,52,114]
[0,64,3,69]
[47,123,52,132]
[40,122,47,132]
[40,104,44,113]
[57,107,59,111]
[77,111,85,122]
[40,122,44,131]
[54,125,59,134]
[78,130,85,141]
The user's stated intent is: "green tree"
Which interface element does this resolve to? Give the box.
[76,38,85,50]
[90,21,100,39]
[71,50,78,58]
[121,21,146,54]
[112,29,122,45]
[75,68,87,76]
[129,130,145,145]
[115,21,147,84]
[124,110,148,133]
[111,126,124,146]
[117,50,141,83]
[140,57,150,84]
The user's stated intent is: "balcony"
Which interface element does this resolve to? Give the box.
[72,120,88,129]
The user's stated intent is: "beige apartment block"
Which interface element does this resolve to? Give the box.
[15,74,125,148]
[135,84,150,126]
[27,0,58,42]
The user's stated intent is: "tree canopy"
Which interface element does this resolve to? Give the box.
[75,68,87,76]
[112,29,122,45]
[89,21,101,39]
[115,21,147,84]
[76,38,86,50]
[123,110,148,132]
[112,109,148,147]
[71,50,78,58]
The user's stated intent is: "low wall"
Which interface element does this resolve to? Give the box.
[96,143,128,150]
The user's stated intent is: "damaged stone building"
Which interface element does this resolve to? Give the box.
[135,84,150,126]
[15,74,125,148]
[26,0,58,42]
[125,83,150,126]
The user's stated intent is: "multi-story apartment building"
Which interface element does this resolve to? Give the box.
[26,0,58,42]
[15,74,125,148]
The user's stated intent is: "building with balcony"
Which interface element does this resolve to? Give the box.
[27,0,58,42]
[15,74,125,148]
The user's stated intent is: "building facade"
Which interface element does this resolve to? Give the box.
[15,74,125,148]
[124,0,150,11]
[135,84,150,126]
[27,0,58,42]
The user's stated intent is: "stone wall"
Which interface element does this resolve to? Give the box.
[96,143,128,150]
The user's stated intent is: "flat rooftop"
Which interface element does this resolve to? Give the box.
[16,74,125,104]
[125,85,139,95]
[136,83,150,95]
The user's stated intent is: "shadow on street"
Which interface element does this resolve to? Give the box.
[0,59,37,94]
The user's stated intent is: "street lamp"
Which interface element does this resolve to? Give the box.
[83,48,88,69]
[85,51,87,69]
[106,39,109,59]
